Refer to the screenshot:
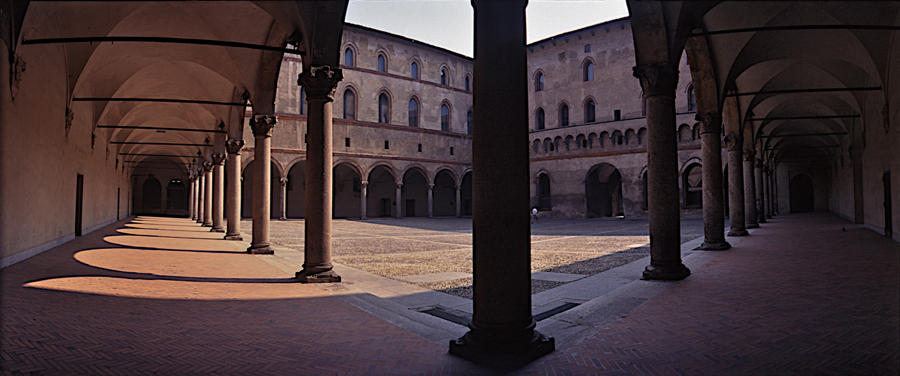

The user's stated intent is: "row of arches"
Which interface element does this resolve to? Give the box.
[532,128,648,154]
[340,88,472,134]
[343,46,471,91]
[133,176,188,215]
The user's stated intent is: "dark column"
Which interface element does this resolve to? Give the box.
[395,182,403,218]
[211,153,226,232]
[765,166,773,218]
[360,181,368,219]
[225,139,244,240]
[756,158,766,223]
[449,0,554,368]
[744,149,759,228]
[278,177,287,220]
[188,176,196,220]
[247,115,275,254]
[197,172,205,223]
[725,133,748,236]
[634,63,690,280]
[697,112,730,250]
[427,183,434,218]
[296,66,341,282]
[203,163,213,227]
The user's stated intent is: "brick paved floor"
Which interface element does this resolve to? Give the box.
[2,214,897,375]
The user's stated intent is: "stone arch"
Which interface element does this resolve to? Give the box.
[240,160,282,219]
[342,42,359,67]
[460,171,473,216]
[553,136,563,152]
[341,85,359,120]
[586,163,624,217]
[533,69,545,92]
[367,164,398,218]
[790,173,815,213]
[286,160,305,218]
[401,167,429,217]
[536,171,552,211]
[333,162,362,218]
[564,135,574,151]
[440,99,453,132]
[408,56,422,79]
[377,88,393,124]
[682,162,703,208]
[576,134,586,149]
[433,169,458,217]
[543,137,553,152]
[678,123,692,143]
[625,129,636,145]
[439,64,452,86]
[532,139,542,154]
[375,48,390,72]
[637,127,647,145]
[165,179,187,212]
[588,132,598,149]
[611,130,624,146]
[599,131,610,148]
[141,175,162,213]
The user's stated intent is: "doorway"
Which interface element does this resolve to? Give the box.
[789,174,814,213]
[75,174,84,236]
[885,171,892,239]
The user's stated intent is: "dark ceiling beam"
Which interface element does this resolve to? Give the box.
[118,153,199,158]
[74,97,246,106]
[111,141,211,147]
[748,114,859,121]
[20,36,304,55]
[766,144,841,151]
[98,125,225,134]
[692,24,900,37]
[760,132,848,138]
[726,86,881,97]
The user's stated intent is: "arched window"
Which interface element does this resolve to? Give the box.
[583,60,594,81]
[299,86,306,115]
[584,99,595,123]
[440,68,448,86]
[440,103,451,131]
[343,89,356,120]
[344,48,354,66]
[535,72,544,91]
[408,98,419,127]
[687,84,696,111]
[466,109,473,135]
[683,163,702,208]
[377,54,387,72]
[378,92,390,123]
[536,108,545,130]
[559,104,569,127]
[411,61,419,79]
[465,75,471,91]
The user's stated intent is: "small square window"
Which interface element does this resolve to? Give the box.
[584,44,591,53]
[450,147,454,156]
[304,134,307,144]
[417,144,422,152]
[345,137,350,147]
[614,109,621,121]
[384,140,390,149]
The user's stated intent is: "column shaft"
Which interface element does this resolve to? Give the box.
[427,184,434,218]
[248,116,275,254]
[225,142,243,240]
[360,182,368,219]
[456,186,462,217]
[756,159,766,223]
[744,153,759,228]
[726,135,748,236]
[188,179,196,220]
[697,112,730,250]
[297,67,341,282]
[203,167,213,226]
[197,175,205,223]
[395,184,403,218]
[449,1,554,367]
[279,178,287,220]
[211,154,225,232]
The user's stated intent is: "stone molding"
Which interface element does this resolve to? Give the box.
[632,63,678,98]
[298,65,343,102]
[696,112,722,135]
[250,115,276,137]
[225,138,245,154]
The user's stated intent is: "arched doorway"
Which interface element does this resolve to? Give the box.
[789,174,814,213]
[641,170,648,211]
[402,168,428,217]
[433,169,457,216]
[537,173,551,210]
[367,165,396,217]
[683,163,702,208]
[333,163,361,218]
[165,179,187,213]
[142,176,162,213]
[286,161,305,218]
[241,161,281,219]
[461,172,472,216]
[585,163,624,217]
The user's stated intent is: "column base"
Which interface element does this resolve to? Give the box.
[727,229,749,236]
[246,244,274,254]
[696,240,731,251]
[641,263,690,281]
[747,223,760,229]
[210,227,225,233]
[295,268,341,283]
[449,327,554,370]
[224,233,243,241]
[202,223,212,227]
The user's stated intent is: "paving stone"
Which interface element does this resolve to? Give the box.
[397,271,472,283]
[530,271,586,282]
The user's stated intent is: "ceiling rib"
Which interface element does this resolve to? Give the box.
[98,125,226,134]
[21,36,304,55]
[74,97,245,106]
[748,114,859,121]
[111,141,211,147]
[118,153,200,158]
[692,24,900,37]
[727,87,881,97]
[759,132,848,138]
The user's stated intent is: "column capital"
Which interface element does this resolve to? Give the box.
[202,161,213,172]
[695,112,722,134]
[211,152,226,166]
[280,177,288,185]
[428,183,435,190]
[250,115,277,137]
[360,180,368,187]
[743,148,755,160]
[298,65,342,101]
[724,132,742,151]
[225,138,245,154]
[632,63,678,97]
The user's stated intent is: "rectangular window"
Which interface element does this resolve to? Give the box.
[345,137,350,147]
[450,147,454,155]
[584,44,591,53]
[304,134,307,144]
[614,109,621,121]
[384,140,389,149]
[418,144,422,152]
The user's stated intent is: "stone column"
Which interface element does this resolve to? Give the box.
[211,153,226,232]
[456,185,462,217]
[395,182,403,218]
[427,184,434,218]
[203,163,213,227]
[360,181,368,219]
[743,149,759,229]
[449,0,554,368]
[197,173,205,224]
[756,158,766,223]
[225,139,244,240]
[696,112,730,250]
[765,166,773,218]
[633,63,690,280]
[296,65,341,282]
[247,115,276,254]
[772,167,779,216]
[725,133,748,236]
[188,177,196,220]
[278,177,287,220]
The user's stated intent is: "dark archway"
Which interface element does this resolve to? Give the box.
[241,161,281,219]
[433,170,457,216]
[537,173,551,210]
[884,171,893,239]
[586,163,623,217]
[287,162,306,218]
[367,165,396,217]
[142,176,162,213]
[333,163,361,218]
[461,172,472,216]
[402,168,428,217]
[165,179,187,212]
[789,174,815,213]
[683,163,702,208]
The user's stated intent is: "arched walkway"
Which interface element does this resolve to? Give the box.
[241,161,281,219]
[402,169,428,217]
[139,176,162,214]
[586,163,623,217]
[286,162,305,218]
[461,172,472,216]
[333,163,361,218]
[433,170,456,217]
[165,180,187,212]
[790,174,815,213]
[683,163,702,208]
[367,166,396,218]
[537,173,552,210]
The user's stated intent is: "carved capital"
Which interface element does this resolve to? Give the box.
[632,63,678,98]
[723,132,742,151]
[211,152,225,165]
[250,115,276,137]
[695,112,722,134]
[225,138,244,154]
[280,177,288,185]
[743,148,755,161]
[203,161,213,172]
[298,65,343,101]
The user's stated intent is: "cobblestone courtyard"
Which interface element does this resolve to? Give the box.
[247,217,704,298]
